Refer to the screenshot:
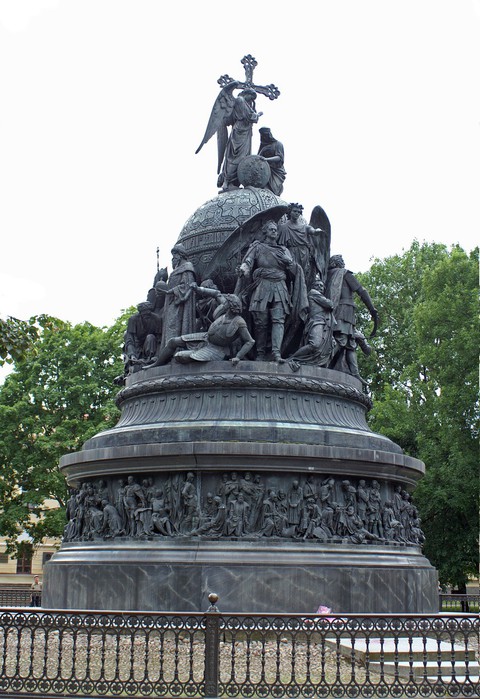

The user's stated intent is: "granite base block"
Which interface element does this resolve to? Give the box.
[43,541,438,614]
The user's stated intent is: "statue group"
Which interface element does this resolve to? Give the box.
[116,55,378,382]
[120,211,377,382]
[64,472,425,547]
[115,55,378,381]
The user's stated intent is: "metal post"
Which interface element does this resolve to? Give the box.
[204,593,220,699]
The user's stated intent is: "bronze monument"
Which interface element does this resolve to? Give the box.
[44,55,438,613]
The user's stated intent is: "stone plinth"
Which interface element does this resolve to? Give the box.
[45,539,436,613]
[43,362,438,613]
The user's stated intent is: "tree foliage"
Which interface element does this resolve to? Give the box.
[0,314,127,552]
[358,242,479,587]
[0,315,41,366]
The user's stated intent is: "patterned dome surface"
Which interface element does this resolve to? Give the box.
[176,187,288,282]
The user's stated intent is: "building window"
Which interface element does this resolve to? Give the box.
[0,553,8,564]
[16,543,33,574]
[42,552,53,566]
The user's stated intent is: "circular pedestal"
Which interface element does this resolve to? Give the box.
[44,362,438,613]
[44,539,437,613]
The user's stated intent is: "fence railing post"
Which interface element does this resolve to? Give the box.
[204,593,220,699]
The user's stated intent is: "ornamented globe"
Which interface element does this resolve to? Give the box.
[176,186,288,290]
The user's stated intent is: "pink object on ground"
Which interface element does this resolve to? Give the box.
[316,605,332,614]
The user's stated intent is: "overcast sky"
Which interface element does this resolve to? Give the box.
[1,0,479,330]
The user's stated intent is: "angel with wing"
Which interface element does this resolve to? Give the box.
[196,81,263,191]
[277,203,331,291]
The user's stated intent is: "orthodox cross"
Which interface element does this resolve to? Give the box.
[217,54,280,101]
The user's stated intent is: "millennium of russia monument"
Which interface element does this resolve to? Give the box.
[44,55,438,613]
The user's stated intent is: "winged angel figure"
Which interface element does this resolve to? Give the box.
[196,81,263,191]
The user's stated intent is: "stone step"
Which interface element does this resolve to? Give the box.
[367,660,479,680]
[430,675,480,684]
[338,637,477,662]
[326,636,478,682]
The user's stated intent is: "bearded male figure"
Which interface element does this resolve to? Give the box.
[159,244,197,349]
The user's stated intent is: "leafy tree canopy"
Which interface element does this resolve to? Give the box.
[358,242,479,587]
[0,313,128,552]
[0,315,42,366]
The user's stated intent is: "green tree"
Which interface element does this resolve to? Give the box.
[0,315,40,366]
[358,242,479,588]
[0,314,127,552]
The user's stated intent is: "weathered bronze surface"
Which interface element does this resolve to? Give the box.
[44,55,438,613]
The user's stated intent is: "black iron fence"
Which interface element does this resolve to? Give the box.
[0,588,35,607]
[2,588,479,613]
[439,594,480,613]
[0,595,478,698]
